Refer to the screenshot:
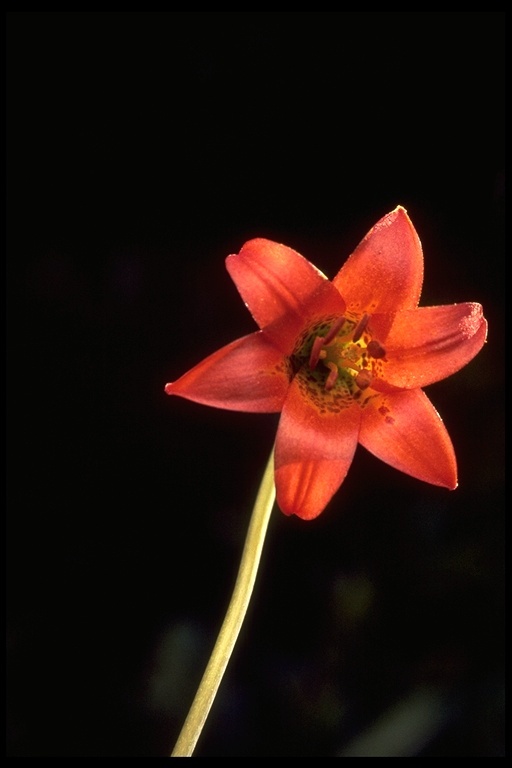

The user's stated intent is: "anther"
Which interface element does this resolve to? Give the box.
[351,313,370,342]
[355,369,372,390]
[366,339,386,359]
[308,335,326,370]
[323,316,346,345]
[325,362,339,390]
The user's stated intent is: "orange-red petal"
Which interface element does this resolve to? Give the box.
[370,303,488,389]
[333,206,424,314]
[165,331,289,412]
[226,239,345,353]
[359,389,457,489]
[274,372,362,520]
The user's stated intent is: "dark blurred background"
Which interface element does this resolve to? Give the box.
[6,12,504,757]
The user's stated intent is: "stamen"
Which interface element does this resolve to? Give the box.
[323,316,346,345]
[366,340,386,359]
[325,362,339,390]
[355,369,372,390]
[351,313,369,342]
[309,335,326,370]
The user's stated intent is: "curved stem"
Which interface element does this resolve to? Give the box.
[170,448,276,757]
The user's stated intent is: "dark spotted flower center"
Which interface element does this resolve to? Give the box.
[292,314,386,402]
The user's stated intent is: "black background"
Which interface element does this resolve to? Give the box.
[7,12,504,757]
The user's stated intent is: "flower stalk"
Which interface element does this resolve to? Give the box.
[171,448,276,757]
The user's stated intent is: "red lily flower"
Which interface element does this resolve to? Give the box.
[165,207,487,520]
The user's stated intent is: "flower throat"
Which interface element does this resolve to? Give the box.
[293,314,386,398]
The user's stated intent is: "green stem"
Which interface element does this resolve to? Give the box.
[170,448,276,757]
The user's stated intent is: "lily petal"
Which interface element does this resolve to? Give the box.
[226,239,345,352]
[165,331,289,412]
[333,206,424,314]
[359,389,457,489]
[370,303,488,389]
[274,372,361,519]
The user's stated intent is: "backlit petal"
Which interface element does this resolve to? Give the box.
[165,331,289,412]
[333,206,424,314]
[274,372,361,520]
[359,389,457,489]
[226,239,345,352]
[370,303,488,389]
